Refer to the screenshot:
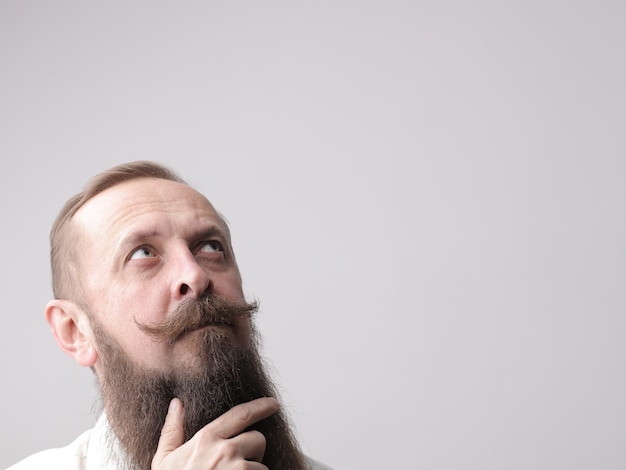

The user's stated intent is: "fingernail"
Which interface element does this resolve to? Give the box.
[169,398,179,412]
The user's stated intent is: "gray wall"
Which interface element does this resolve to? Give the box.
[1,1,625,468]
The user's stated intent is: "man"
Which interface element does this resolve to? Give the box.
[9,161,331,470]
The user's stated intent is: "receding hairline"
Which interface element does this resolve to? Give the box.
[54,162,185,228]
[72,177,233,245]
[50,161,231,302]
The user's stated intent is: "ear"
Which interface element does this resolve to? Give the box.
[45,299,98,367]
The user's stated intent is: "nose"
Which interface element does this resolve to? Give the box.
[172,250,212,300]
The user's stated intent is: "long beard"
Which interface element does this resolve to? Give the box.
[91,297,306,470]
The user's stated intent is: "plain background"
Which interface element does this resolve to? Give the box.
[1,1,625,469]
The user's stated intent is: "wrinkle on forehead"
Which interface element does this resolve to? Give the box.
[69,179,234,293]
[74,178,228,239]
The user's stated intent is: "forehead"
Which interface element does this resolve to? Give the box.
[73,178,227,242]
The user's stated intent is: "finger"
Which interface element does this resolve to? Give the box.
[228,430,267,463]
[210,397,279,439]
[152,398,185,467]
[240,464,268,470]
[244,463,268,470]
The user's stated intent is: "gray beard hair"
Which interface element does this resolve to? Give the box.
[90,309,307,470]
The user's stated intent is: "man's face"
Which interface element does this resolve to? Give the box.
[72,177,250,375]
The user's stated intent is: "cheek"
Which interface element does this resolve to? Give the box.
[86,277,176,368]
[103,283,170,330]
[215,272,245,300]
[132,293,168,323]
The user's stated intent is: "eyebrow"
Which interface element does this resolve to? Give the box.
[115,224,229,255]
[116,229,161,251]
[191,225,229,242]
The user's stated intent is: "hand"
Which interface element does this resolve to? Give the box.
[152,397,280,469]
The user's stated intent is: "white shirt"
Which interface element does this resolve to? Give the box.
[8,415,332,470]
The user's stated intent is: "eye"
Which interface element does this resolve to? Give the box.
[129,246,156,260]
[198,240,223,253]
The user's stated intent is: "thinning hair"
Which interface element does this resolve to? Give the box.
[50,161,185,302]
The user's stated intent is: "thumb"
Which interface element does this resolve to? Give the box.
[152,398,185,468]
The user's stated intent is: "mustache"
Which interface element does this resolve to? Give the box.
[135,295,258,344]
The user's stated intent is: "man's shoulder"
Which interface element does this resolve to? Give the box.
[7,427,334,470]
[6,428,92,470]
[305,455,334,470]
